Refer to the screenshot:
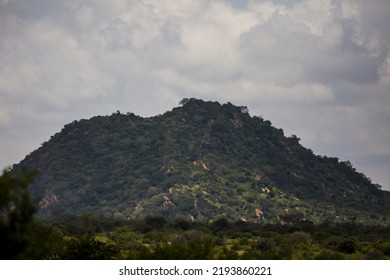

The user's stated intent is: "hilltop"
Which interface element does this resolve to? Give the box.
[16,98,390,224]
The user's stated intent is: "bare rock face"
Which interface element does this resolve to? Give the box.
[39,193,58,209]
[255,208,264,218]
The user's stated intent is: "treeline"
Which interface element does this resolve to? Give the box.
[5,214,390,260]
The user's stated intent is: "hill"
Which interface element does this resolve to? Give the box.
[15,98,390,224]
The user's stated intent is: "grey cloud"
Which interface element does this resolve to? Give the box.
[240,1,388,87]
[0,0,389,190]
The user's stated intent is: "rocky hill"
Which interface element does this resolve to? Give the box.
[15,98,390,224]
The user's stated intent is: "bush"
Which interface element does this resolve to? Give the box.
[337,240,356,254]
[315,249,345,260]
[365,249,385,260]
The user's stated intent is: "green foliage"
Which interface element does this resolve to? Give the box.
[21,217,390,260]
[10,97,390,260]
[15,98,390,224]
[0,168,37,259]
[25,222,65,259]
[58,236,118,260]
[141,239,214,260]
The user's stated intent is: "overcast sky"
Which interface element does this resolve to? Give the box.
[1,0,389,190]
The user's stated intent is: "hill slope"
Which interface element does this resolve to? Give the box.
[16,98,390,224]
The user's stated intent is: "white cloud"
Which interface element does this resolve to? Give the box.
[0,15,112,107]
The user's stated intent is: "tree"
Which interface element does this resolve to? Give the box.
[179,98,191,106]
[58,236,118,260]
[179,98,197,106]
[0,168,38,259]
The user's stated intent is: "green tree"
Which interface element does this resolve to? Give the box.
[58,236,118,260]
[141,239,214,260]
[0,168,37,259]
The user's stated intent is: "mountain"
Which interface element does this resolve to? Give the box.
[15,98,390,224]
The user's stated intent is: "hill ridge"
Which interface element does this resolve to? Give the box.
[16,98,390,224]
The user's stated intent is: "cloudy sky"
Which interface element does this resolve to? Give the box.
[1,0,389,190]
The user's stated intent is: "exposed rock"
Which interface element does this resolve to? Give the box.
[230,113,244,128]
[261,187,270,193]
[163,195,176,210]
[255,208,264,218]
[39,193,58,209]
[193,160,209,171]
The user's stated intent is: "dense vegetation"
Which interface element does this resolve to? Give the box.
[5,212,390,260]
[2,157,390,260]
[15,98,390,224]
